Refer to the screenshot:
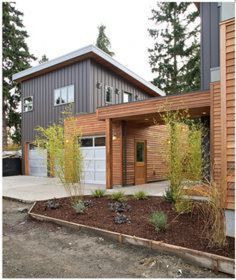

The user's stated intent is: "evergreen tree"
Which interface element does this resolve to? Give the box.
[148,2,200,95]
[39,54,49,64]
[2,2,36,146]
[96,25,114,57]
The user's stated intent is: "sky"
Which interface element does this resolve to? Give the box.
[14,0,164,82]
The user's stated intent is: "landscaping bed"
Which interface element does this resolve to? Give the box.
[31,195,234,258]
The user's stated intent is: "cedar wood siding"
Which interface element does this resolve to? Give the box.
[21,58,152,174]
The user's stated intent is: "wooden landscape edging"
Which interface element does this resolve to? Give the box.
[28,205,235,276]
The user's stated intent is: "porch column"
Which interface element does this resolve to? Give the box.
[106,118,112,189]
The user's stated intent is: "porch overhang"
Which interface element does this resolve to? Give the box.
[97,90,210,123]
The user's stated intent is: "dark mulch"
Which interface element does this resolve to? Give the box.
[32,196,235,258]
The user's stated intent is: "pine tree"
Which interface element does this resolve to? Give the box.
[2,2,36,146]
[39,54,49,64]
[96,25,114,57]
[148,2,200,95]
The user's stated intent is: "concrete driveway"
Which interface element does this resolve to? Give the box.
[3,175,168,202]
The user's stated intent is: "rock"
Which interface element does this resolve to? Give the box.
[176,269,182,278]
[17,207,28,213]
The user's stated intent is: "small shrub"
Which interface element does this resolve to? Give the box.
[163,188,176,203]
[84,200,95,207]
[133,191,148,200]
[111,191,126,202]
[45,198,60,210]
[114,213,130,224]
[72,200,86,214]
[108,201,131,212]
[150,211,167,232]
[175,199,193,213]
[91,189,106,198]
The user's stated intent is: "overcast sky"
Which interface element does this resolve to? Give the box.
[15,0,197,82]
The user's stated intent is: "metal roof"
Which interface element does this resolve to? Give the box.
[12,45,165,96]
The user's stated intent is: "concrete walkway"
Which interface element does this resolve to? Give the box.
[3,176,168,202]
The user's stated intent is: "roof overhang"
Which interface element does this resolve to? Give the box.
[12,45,165,97]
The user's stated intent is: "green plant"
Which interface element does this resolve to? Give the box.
[133,191,148,200]
[163,188,176,203]
[72,200,86,214]
[175,199,193,213]
[150,211,167,232]
[92,189,106,198]
[111,191,126,202]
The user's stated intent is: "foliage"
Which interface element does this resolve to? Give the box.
[39,54,49,64]
[2,2,36,145]
[46,198,60,210]
[175,199,193,214]
[148,2,200,94]
[34,106,84,205]
[114,213,130,224]
[96,24,114,57]
[91,189,106,198]
[133,191,148,200]
[72,200,86,214]
[196,179,227,247]
[158,105,204,212]
[3,143,21,151]
[110,191,126,202]
[163,188,176,203]
[150,211,167,232]
[108,201,131,212]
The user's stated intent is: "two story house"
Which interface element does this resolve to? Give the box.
[13,2,235,236]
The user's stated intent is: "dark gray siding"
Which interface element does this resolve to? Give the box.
[21,59,90,142]
[90,59,150,112]
[200,2,220,90]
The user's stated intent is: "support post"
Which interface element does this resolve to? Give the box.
[106,118,112,189]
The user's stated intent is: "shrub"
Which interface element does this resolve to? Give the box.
[150,211,167,232]
[91,189,106,198]
[72,200,86,214]
[163,188,176,203]
[114,213,130,224]
[133,191,148,200]
[108,201,131,212]
[111,191,126,202]
[175,199,193,213]
[46,198,60,210]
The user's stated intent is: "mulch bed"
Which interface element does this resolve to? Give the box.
[31,196,235,258]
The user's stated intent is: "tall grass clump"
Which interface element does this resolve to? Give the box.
[92,189,106,198]
[35,105,84,207]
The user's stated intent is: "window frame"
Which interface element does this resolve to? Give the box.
[105,85,113,104]
[80,135,106,148]
[54,84,74,106]
[123,91,132,103]
[23,96,33,112]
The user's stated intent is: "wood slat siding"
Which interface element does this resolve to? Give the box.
[221,19,235,209]
[97,91,210,120]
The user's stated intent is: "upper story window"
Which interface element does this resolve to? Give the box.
[123,92,132,103]
[105,85,113,104]
[23,96,33,112]
[54,85,74,106]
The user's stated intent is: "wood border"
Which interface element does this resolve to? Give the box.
[28,208,235,276]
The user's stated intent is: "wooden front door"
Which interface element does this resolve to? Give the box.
[135,140,146,185]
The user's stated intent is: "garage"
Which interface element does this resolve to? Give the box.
[80,136,106,184]
[28,144,47,177]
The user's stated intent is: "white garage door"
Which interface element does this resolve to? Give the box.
[81,136,106,184]
[28,144,47,177]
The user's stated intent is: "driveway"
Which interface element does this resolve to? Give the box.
[3,175,168,202]
[3,199,227,278]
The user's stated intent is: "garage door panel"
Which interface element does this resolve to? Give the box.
[94,149,105,159]
[28,147,47,177]
[81,136,106,184]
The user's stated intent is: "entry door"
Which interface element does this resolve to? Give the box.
[135,140,146,185]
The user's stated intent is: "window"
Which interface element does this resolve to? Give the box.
[54,85,74,105]
[123,92,132,103]
[105,86,113,103]
[81,138,93,147]
[95,137,105,146]
[136,142,145,162]
[23,96,33,112]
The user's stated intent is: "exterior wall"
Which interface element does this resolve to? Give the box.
[200,2,220,90]
[220,18,235,210]
[90,60,150,111]
[123,123,168,185]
